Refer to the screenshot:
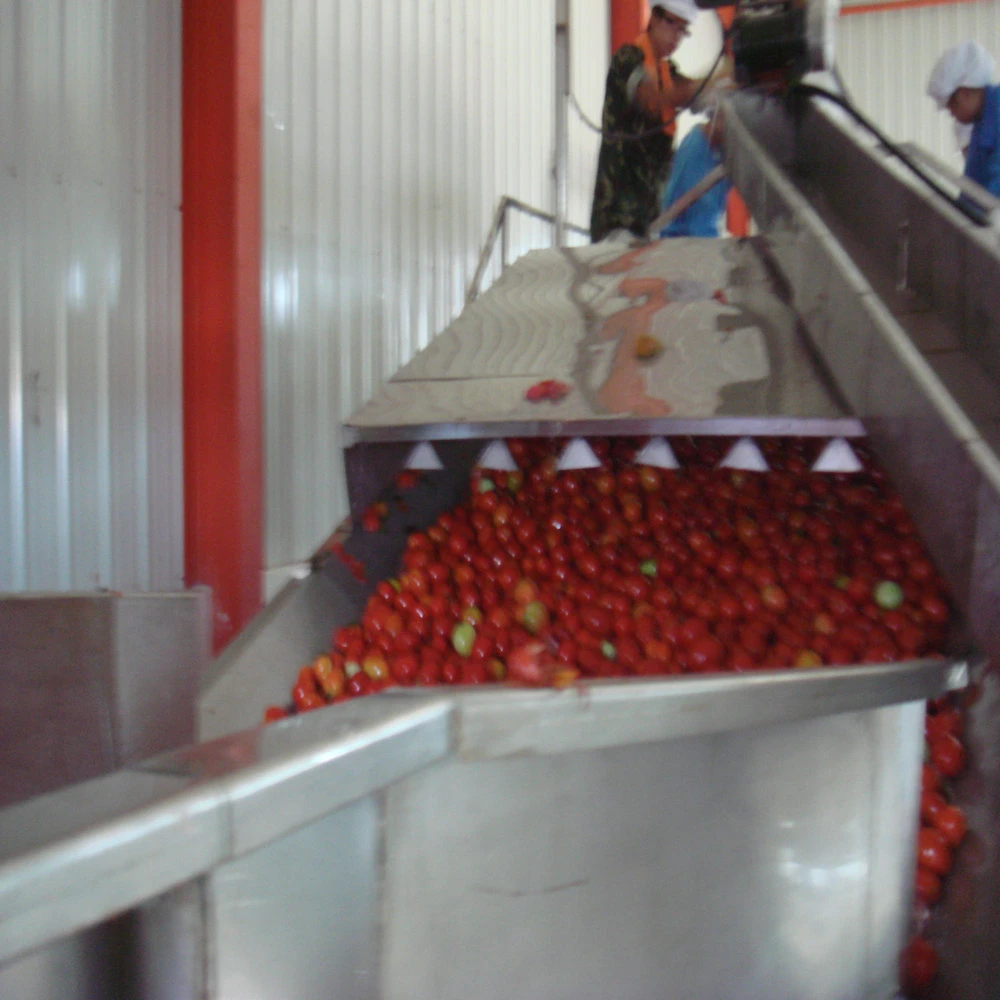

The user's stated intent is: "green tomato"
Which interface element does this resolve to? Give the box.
[873,580,904,610]
[601,640,617,660]
[521,600,549,635]
[477,477,495,493]
[640,559,657,578]
[451,621,476,657]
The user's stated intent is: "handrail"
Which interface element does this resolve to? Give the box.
[0,657,964,968]
[647,164,727,238]
[466,196,590,305]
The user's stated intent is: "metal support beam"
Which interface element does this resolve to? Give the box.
[610,0,649,53]
[182,0,264,652]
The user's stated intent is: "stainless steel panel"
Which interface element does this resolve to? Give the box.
[199,569,368,740]
[730,90,1000,999]
[210,798,379,1000]
[924,351,1000,426]
[796,111,909,290]
[158,695,450,856]
[345,238,854,441]
[135,881,207,1000]
[0,918,134,1000]
[0,596,116,807]
[343,437,484,523]
[382,705,925,1000]
[907,191,967,340]
[343,415,866,446]
[860,311,983,613]
[964,235,1000,387]
[903,313,961,356]
[0,770,227,966]
[444,661,962,762]
[0,691,449,970]
[0,592,209,808]
[218,699,450,857]
[114,591,211,765]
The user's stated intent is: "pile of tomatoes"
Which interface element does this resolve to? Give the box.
[264,434,969,996]
[900,698,970,995]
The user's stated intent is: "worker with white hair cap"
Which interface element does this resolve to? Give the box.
[927,41,1000,196]
[591,1,729,242]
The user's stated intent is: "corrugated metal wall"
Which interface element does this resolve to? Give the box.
[837,1,1000,166]
[262,0,609,579]
[0,0,183,593]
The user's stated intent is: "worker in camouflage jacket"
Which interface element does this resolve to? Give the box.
[590,0,704,242]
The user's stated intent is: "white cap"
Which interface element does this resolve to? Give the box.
[655,0,700,24]
[927,41,996,109]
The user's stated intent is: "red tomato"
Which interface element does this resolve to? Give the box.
[929,733,966,778]
[460,660,489,685]
[921,595,949,625]
[926,707,962,742]
[933,804,968,848]
[914,866,941,906]
[415,661,441,686]
[689,635,725,670]
[920,790,947,826]
[917,827,952,876]
[391,653,418,686]
[506,641,549,685]
[263,705,288,724]
[899,937,938,995]
[346,671,373,697]
[922,763,942,794]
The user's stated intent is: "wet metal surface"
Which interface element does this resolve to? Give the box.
[346,238,852,442]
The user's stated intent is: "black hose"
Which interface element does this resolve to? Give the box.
[792,82,990,227]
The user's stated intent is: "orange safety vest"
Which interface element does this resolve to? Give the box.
[634,31,678,136]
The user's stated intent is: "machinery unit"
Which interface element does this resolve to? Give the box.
[697,0,838,85]
[3,43,1000,1000]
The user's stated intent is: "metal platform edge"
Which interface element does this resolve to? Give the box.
[0,656,965,969]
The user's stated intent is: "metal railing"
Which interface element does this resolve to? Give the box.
[466,196,590,305]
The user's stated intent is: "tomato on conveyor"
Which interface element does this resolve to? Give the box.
[263,434,972,997]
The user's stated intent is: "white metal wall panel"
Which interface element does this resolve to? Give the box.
[262,0,609,574]
[0,0,183,593]
[837,1,1000,167]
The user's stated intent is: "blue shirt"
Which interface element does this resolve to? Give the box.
[660,125,729,238]
[965,84,1000,197]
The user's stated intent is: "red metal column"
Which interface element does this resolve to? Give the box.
[611,0,650,52]
[182,0,263,651]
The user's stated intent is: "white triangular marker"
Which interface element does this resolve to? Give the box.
[404,441,443,471]
[812,438,863,473]
[719,437,769,472]
[476,439,518,472]
[557,437,601,471]
[635,437,680,470]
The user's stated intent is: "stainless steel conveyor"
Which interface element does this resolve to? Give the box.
[2,87,1000,1000]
